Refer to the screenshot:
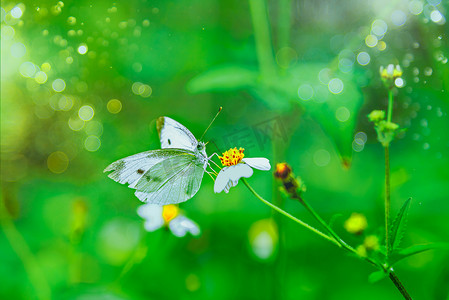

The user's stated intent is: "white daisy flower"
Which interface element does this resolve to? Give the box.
[214,147,271,193]
[137,203,200,237]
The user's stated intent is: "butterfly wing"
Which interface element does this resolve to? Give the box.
[156,116,198,151]
[104,150,169,188]
[133,150,206,205]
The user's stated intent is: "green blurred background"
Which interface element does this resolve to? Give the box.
[1,0,449,299]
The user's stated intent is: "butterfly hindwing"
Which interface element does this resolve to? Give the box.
[157,116,198,151]
[133,149,206,205]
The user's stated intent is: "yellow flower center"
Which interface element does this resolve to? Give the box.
[162,204,179,223]
[219,147,245,166]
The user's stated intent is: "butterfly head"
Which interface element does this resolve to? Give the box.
[196,141,207,158]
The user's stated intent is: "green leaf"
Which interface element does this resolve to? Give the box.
[369,270,388,283]
[389,243,449,266]
[389,198,411,252]
[186,65,258,93]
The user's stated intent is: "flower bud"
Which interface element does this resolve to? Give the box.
[368,110,385,123]
[344,213,367,235]
[274,163,292,179]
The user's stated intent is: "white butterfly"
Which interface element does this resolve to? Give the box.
[104,116,212,205]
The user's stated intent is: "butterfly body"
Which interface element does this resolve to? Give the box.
[105,116,210,205]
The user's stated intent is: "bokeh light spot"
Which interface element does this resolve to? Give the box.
[52,79,66,92]
[356,52,370,66]
[107,99,122,114]
[77,44,88,55]
[318,68,331,84]
[276,47,298,69]
[85,121,103,136]
[58,95,73,111]
[394,78,405,88]
[67,16,76,25]
[41,62,51,72]
[328,78,344,94]
[84,136,101,152]
[336,106,350,122]
[391,10,407,26]
[11,42,26,58]
[1,25,15,40]
[409,1,423,15]
[313,149,331,167]
[34,71,48,84]
[78,105,95,121]
[68,117,84,131]
[11,7,23,19]
[19,62,36,78]
[377,41,387,51]
[47,151,69,174]
[371,19,388,36]
[365,35,378,48]
[297,84,314,101]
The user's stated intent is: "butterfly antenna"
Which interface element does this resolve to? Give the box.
[200,107,222,141]
[207,140,223,154]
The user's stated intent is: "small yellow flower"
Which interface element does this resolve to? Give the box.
[364,235,380,251]
[344,213,367,234]
[219,147,245,166]
[162,204,179,223]
[137,204,200,237]
[368,110,385,123]
[214,148,270,193]
[380,64,402,81]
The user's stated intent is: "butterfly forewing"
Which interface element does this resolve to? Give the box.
[104,150,168,188]
[157,116,198,151]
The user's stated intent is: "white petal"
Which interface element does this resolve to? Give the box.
[169,216,200,237]
[137,204,164,232]
[214,167,230,193]
[214,164,253,193]
[242,158,271,171]
[227,163,253,180]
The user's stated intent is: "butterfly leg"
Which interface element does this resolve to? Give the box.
[205,170,216,181]
[208,153,222,170]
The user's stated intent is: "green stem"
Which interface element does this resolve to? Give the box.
[277,0,292,50]
[387,89,394,123]
[0,195,52,300]
[243,179,380,267]
[294,194,379,268]
[385,145,391,256]
[242,179,337,245]
[389,270,413,300]
[385,88,393,256]
[248,0,277,80]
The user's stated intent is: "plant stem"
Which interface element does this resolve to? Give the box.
[389,270,412,300]
[385,88,394,256]
[243,179,380,267]
[248,0,277,80]
[294,194,380,268]
[387,89,394,123]
[242,179,337,245]
[277,0,292,50]
[385,145,391,255]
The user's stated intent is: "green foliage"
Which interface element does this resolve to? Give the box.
[389,243,449,266]
[389,198,412,252]
[369,270,388,283]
